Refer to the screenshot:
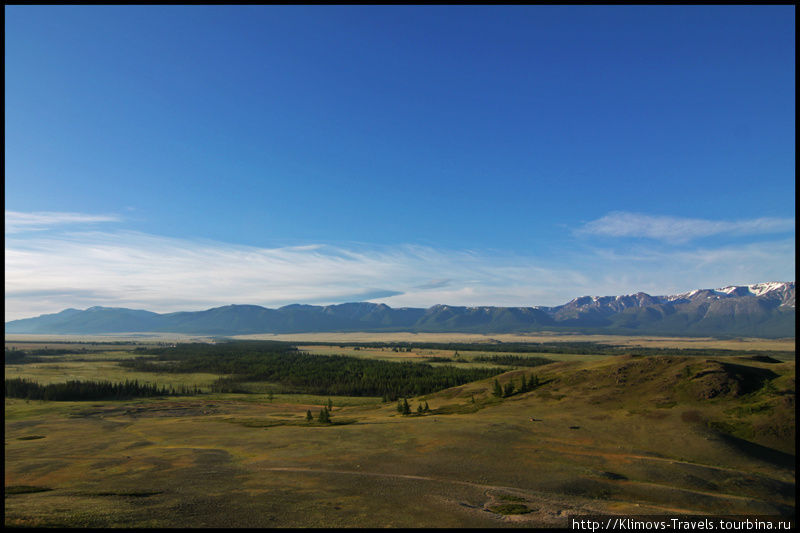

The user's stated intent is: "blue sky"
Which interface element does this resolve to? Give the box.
[5,5,795,320]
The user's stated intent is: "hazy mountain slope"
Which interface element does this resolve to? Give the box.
[5,282,794,337]
[414,305,555,332]
[5,307,161,334]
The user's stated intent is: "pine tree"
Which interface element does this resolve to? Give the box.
[520,374,528,393]
[423,401,430,412]
[503,380,515,398]
[402,398,411,415]
[493,379,503,397]
[306,409,313,422]
[318,407,330,423]
[417,404,424,414]
[327,398,333,411]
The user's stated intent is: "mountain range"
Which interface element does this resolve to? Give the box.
[5,282,795,338]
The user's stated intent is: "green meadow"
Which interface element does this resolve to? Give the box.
[4,337,795,527]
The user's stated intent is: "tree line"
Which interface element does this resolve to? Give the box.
[492,373,541,398]
[122,342,505,399]
[5,348,83,365]
[472,355,554,367]
[396,398,430,415]
[302,341,793,358]
[4,377,198,401]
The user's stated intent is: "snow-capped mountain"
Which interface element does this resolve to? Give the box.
[665,282,794,307]
[5,282,795,338]
[546,282,794,337]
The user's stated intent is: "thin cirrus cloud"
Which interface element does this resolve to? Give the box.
[4,229,795,321]
[3,210,795,321]
[414,279,453,290]
[577,211,795,243]
[5,210,122,233]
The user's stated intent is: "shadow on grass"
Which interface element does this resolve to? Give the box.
[5,485,53,495]
[716,432,795,469]
[225,418,358,428]
[91,490,164,498]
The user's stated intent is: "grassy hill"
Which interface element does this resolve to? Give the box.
[4,345,795,527]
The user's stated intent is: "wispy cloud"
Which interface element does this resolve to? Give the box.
[415,279,452,290]
[577,211,794,243]
[4,226,795,321]
[4,231,504,319]
[5,211,121,233]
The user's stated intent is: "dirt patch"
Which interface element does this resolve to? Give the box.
[681,410,703,423]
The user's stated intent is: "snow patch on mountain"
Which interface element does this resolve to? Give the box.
[661,282,793,304]
[747,281,791,296]
[567,282,794,309]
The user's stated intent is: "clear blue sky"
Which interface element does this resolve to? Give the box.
[4,5,795,319]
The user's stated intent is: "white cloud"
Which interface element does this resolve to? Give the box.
[5,211,121,233]
[578,211,795,243]
[4,231,501,319]
[575,238,795,296]
[4,226,795,321]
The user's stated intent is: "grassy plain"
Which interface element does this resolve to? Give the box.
[235,331,796,352]
[297,344,601,369]
[4,334,208,344]
[4,338,795,527]
[4,358,225,389]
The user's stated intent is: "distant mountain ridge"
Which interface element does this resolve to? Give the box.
[5,282,795,338]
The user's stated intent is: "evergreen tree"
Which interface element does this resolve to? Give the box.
[118,342,503,399]
[318,407,330,423]
[503,380,515,398]
[327,398,333,411]
[423,401,430,412]
[306,409,313,422]
[493,379,503,397]
[397,400,404,413]
[402,398,411,415]
[520,374,528,393]
[417,404,424,414]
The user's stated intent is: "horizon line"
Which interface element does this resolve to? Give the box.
[6,280,794,323]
